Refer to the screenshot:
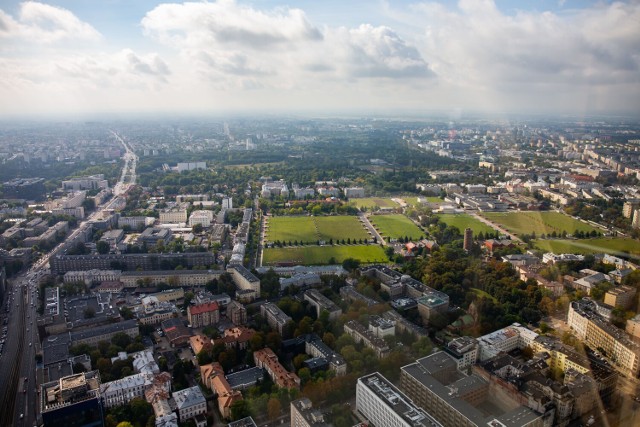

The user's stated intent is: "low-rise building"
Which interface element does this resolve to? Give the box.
[291,397,331,427]
[69,319,139,346]
[200,363,243,420]
[172,386,207,422]
[303,289,342,320]
[100,373,151,408]
[261,302,292,336]
[604,285,636,309]
[254,347,300,389]
[344,320,390,359]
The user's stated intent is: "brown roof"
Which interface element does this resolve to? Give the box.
[189,301,219,315]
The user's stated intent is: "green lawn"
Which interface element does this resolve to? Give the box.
[470,287,497,303]
[481,211,598,236]
[265,216,317,244]
[349,197,399,209]
[369,214,424,240]
[315,216,371,242]
[534,238,640,258]
[436,214,497,235]
[265,215,370,244]
[262,244,388,265]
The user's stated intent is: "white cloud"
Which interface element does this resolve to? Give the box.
[140,0,434,88]
[412,0,640,92]
[142,0,322,49]
[0,1,101,44]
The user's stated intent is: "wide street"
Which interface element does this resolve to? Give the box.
[0,268,44,427]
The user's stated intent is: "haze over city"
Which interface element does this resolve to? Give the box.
[1,0,640,117]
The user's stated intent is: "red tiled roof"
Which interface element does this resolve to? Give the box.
[189,301,219,315]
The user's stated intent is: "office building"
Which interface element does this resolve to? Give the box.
[291,398,331,427]
[400,352,543,427]
[356,372,443,427]
[41,371,104,427]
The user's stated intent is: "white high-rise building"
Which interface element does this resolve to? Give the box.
[356,372,442,427]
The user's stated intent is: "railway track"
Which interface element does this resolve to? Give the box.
[0,287,26,426]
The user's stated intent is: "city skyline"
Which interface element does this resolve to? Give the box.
[1,0,639,117]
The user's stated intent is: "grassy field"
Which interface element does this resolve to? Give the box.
[436,214,497,235]
[265,216,317,243]
[482,211,598,236]
[265,215,370,244]
[262,244,388,265]
[369,214,424,240]
[470,287,497,302]
[315,216,371,242]
[534,238,640,258]
[349,197,399,209]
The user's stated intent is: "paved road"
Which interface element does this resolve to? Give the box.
[0,268,41,427]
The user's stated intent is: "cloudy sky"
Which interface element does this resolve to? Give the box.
[1,0,639,117]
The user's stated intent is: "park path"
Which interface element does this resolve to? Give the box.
[359,212,387,245]
[470,212,522,242]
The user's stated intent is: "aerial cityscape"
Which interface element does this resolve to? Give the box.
[1,1,640,427]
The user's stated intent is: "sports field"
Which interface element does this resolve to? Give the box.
[265,215,370,244]
[436,214,497,235]
[369,214,424,240]
[481,211,598,236]
[534,238,640,258]
[262,245,388,265]
[349,197,399,209]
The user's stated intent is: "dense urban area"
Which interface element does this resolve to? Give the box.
[1,116,640,427]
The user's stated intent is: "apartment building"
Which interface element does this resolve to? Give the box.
[187,301,220,328]
[159,203,189,224]
[200,363,243,419]
[100,373,151,408]
[303,289,342,320]
[121,269,222,288]
[227,300,248,325]
[344,320,390,359]
[604,285,637,310]
[253,347,300,389]
[227,264,260,298]
[172,386,207,422]
[260,302,292,336]
[568,300,640,377]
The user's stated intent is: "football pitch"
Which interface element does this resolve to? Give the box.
[262,244,388,265]
[481,211,598,236]
[368,214,424,240]
[436,214,497,235]
[264,215,371,244]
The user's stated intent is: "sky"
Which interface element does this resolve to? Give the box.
[0,0,639,118]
